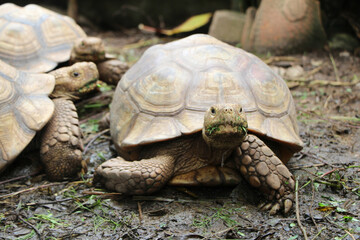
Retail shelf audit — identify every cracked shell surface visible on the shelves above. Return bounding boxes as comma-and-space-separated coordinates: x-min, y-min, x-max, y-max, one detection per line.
0, 59, 55, 171
111, 34, 303, 153
0, 3, 86, 73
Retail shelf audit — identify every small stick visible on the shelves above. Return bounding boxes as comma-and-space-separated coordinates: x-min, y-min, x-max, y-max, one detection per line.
344, 229, 356, 240
82, 190, 122, 196
137, 202, 143, 223
0, 171, 41, 185
18, 215, 42, 240
0, 182, 65, 199
320, 168, 345, 178
83, 129, 110, 154
309, 180, 318, 231
25, 198, 73, 207
295, 179, 308, 240
289, 163, 325, 170
312, 227, 326, 240
329, 52, 340, 82
301, 152, 337, 168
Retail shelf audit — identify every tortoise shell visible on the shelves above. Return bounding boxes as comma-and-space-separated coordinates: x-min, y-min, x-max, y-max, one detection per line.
0, 59, 55, 171
110, 34, 303, 154
0, 3, 86, 73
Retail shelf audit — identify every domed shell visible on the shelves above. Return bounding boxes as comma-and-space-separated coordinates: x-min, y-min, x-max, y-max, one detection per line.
110, 34, 303, 152
0, 59, 55, 172
0, 3, 86, 73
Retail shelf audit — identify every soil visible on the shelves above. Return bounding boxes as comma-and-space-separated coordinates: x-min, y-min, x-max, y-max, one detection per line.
0, 29, 359, 240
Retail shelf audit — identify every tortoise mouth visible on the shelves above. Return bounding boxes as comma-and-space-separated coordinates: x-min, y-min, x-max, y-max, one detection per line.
78, 78, 100, 94
205, 123, 247, 137
203, 122, 248, 148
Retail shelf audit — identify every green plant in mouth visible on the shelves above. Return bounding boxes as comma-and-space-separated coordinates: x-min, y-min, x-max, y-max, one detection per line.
238, 125, 247, 134
206, 125, 220, 135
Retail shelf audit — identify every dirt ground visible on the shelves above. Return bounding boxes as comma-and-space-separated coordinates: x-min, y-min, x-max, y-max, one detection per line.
0, 30, 359, 240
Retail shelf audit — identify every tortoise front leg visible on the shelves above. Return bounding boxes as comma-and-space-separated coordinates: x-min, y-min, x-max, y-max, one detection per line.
235, 134, 295, 215
94, 155, 175, 195
40, 98, 86, 181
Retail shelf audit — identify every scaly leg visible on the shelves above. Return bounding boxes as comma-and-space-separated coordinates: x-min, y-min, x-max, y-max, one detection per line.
235, 134, 295, 214
94, 155, 175, 195
40, 98, 86, 181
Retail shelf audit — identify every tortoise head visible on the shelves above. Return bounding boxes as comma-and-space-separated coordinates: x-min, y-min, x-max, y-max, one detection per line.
50, 62, 99, 97
70, 37, 106, 62
202, 104, 248, 149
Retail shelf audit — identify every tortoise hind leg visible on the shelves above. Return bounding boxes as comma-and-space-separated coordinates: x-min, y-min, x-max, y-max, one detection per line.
94, 155, 175, 195
40, 98, 86, 181
235, 134, 295, 215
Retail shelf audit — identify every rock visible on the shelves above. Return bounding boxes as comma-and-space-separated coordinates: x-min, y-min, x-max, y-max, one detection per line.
209, 10, 245, 43
284, 65, 305, 80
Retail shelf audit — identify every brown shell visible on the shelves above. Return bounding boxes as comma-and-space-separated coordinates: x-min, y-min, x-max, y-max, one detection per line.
110, 34, 303, 151
0, 3, 86, 73
0, 59, 55, 171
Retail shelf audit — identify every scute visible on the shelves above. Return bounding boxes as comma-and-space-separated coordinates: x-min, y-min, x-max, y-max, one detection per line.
0, 60, 55, 170
111, 34, 303, 150
0, 3, 86, 73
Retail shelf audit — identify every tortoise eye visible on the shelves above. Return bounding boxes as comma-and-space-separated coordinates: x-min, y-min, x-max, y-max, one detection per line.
239, 107, 243, 113
72, 71, 80, 77
210, 107, 216, 114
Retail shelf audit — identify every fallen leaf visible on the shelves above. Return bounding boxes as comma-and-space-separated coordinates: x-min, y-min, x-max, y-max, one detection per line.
139, 12, 212, 36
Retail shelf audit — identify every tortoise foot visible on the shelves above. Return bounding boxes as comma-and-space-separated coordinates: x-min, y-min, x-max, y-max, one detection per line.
40, 98, 85, 181
236, 134, 295, 214
97, 59, 129, 85
94, 155, 175, 195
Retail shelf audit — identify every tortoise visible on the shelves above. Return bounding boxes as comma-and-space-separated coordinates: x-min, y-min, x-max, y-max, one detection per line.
0, 3, 86, 73
93, 34, 304, 214
0, 59, 99, 180
70, 37, 129, 85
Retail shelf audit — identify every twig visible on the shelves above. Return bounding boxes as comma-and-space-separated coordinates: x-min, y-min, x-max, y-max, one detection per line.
311, 227, 326, 240
210, 224, 259, 239
18, 215, 42, 240
329, 52, 340, 82
0, 182, 66, 199
25, 198, 73, 207
0, 171, 41, 185
301, 152, 337, 168
132, 195, 210, 203
320, 168, 345, 178
309, 179, 318, 231
82, 190, 122, 196
263, 56, 299, 64
325, 217, 356, 240
137, 202, 143, 223
305, 65, 323, 77
344, 230, 356, 240
289, 163, 325, 170
295, 179, 308, 240
83, 129, 110, 154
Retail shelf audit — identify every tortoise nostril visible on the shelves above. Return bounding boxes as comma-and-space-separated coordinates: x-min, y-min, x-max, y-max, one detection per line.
224, 108, 233, 113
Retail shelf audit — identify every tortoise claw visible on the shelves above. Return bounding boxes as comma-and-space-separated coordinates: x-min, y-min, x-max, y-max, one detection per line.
284, 199, 293, 214
269, 203, 281, 215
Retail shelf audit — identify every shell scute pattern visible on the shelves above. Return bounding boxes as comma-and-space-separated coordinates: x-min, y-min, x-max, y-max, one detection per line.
0, 60, 54, 166
0, 3, 86, 72
111, 34, 302, 150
